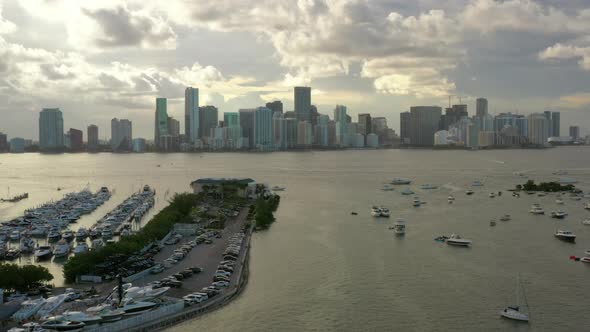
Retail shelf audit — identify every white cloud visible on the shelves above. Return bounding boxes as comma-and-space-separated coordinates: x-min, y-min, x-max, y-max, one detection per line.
539, 43, 590, 70
0, 4, 16, 34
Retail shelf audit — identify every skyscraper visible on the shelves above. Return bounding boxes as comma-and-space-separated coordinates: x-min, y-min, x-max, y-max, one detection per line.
551, 111, 560, 137
476, 98, 488, 117
87, 125, 98, 152
400, 112, 410, 144
294, 86, 311, 122
409, 106, 442, 146
168, 117, 180, 137
265, 101, 283, 116
39, 108, 64, 152
199, 106, 218, 140
111, 118, 132, 151
254, 107, 273, 150
155, 98, 168, 147
68, 128, 83, 151
569, 126, 580, 140
358, 114, 372, 135
224, 112, 242, 147
543, 110, 552, 137
239, 109, 255, 149
334, 105, 348, 146
0, 132, 8, 152
185, 87, 199, 143
528, 113, 549, 145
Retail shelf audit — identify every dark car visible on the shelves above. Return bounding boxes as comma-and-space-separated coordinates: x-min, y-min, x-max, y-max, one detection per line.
213, 275, 230, 282
172, 273, 185, 280
180, 269, 193, 277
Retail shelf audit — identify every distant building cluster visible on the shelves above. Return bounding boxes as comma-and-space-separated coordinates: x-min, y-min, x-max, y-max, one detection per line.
0, 91, 587, 154
400, 98, 583, 149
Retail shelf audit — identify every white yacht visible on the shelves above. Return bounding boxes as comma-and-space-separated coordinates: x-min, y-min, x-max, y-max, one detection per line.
391, 218, 406, 235
86, 305, 124, 323
555, 199, 564, 205
124, 285, 170, 302
529, 205, 545, 215
500, 275, 529, 322
554, 230, 576, 243
34, 245, 53, 260
380, 207, 391, 218
382, 184, 394, 191
36, 294, 66, 319
40, 316, 85, 331
53, 240, 70, 258
500, 214, 511, 221
550, 211, 568, 219
400, 188, 414, 195
446, 234, 472, 247
61, 311, 102, 325
465, 189, 474, 195
73, 242, 88, 255
370, 206, 382, 217
391, 178, 411, 185
489, 192, 496, 198
581, 219, 590, 226
119, 299, 157, 315
584, 203, 590, 210
12, 298, 46, 322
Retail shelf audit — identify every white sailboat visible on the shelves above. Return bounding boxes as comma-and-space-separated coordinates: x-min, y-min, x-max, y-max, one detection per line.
500, 275, 530, 322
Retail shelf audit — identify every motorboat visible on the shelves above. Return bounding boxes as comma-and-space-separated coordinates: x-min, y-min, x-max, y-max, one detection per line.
582, 219, 590, 226
35, 246, 53, 260
471, 181, 483, 187
550, 211, 568, 219
555, 199, 564, 205
12, 298, 46, 322
500, 214, 511, 221
6, 248, 21, 260
391, 218, 405, 235
529, 206, 545, 215
101, 229, 113, 239
490, 220, 496, 226
89, 229, 99, 238
271, 186, 285, 191
61, 231, 74, 242
489, 192, 496, 198
420, 184, 438, 190
20, 237, 36, 253
61, 311, 102, 325
584, 203, 590, 210
74, 228, 88, 241
537, 192, 546, 197
465, 189, 474, 195
380, 207, 390, 218
500, 275, 529, 322
400, 188, 414, 195
381, 184, 394, 191
446, 234, 472, 247
554, 230, 576, 243
91, 239, 104, 250
40, 316, 85, 331
36, 294, 66, 319
371, 206, 382, 217
119, 299, 157, 315
412, 199, 421, 207
447, 195, 455, 201
73, 242, 88, 255
124, 285, 170, 302
47, 231, 61, 242
391, 178, 411, 185
580, 256, 590, 263
86, 304, 125, 322
9, 230, 21, 241
52, 240, 70, 258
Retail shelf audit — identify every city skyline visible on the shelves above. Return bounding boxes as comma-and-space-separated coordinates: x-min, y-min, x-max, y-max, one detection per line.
1, 1, 590, 139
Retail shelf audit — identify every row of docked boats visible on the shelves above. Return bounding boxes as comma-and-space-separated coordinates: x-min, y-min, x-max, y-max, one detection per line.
88, 185, 155, 243
371, 206, 390, 217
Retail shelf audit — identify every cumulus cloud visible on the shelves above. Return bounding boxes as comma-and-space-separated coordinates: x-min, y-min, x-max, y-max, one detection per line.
0, 4, 16, 34
539, 43, 590, 70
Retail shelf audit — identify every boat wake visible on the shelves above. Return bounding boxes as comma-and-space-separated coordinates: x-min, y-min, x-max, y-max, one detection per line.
490, 160, 506, 164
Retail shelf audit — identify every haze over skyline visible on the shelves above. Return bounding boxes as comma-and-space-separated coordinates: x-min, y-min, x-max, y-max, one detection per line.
1, 0, 590, 139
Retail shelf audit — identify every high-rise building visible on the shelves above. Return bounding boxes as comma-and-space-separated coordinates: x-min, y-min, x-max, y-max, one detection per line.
185, 87, 199, 143
551, 111, 560, 137
317, 114, 329, 146
358, 114, 372, 135
400, 112, 410, 144
68, 128, 83, 151
224, 112, 239, 127
155, 98, 168, 147
0, 132, 8, 152
87, 125, 98, 152
239, 109, 255, 149
168, 117, 180, 137
273, 113, 285, 149
441, 105, 468, 130
294, 86, 311, 122
285, 118, 298, 149
466, 122, 480, 148
266, 101, 283, 116
528, 113, 550, 145
254, 107, 273, 150
543, 110, 552, 137
371, 117, 387, 134
297, 121, 313, 146
409, 106, 442, 146
224, 112, 242, 148
569, 126, 580, 139
310, 105, 319, 126
476, 98, 488, 117
9, 137, 25, 153
111, 118, 132, 151
334, 105, 348, 146
199, 106, 218, 141
39, 108, 64, 151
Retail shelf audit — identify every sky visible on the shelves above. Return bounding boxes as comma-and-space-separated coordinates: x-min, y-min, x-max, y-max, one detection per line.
1, 0, 590, 140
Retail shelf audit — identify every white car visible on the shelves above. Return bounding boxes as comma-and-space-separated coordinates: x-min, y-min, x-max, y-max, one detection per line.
183, 295, 203, 305
215, 270, 231, 277
213, 281, 229, 288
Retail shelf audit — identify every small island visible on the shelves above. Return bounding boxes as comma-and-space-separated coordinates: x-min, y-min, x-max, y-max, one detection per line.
515, 180, 576, 192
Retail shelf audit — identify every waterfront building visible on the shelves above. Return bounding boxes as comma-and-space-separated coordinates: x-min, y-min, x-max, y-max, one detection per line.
154, 98, 168, 147
87, 125, 98, 151
273, 113, 286, 149
476, 98, 488, 117
466, 122, 480, 148
294, 86, 311, 122
479, 131, 496, 147
9, 137, 25, 153
528, 113, 550, 145
68, 128, 83, 152
317, 114, 329, 146
409, 106, 442, 146
434, 130, 450, 145
239, 109, 255, 149
0, 132, 8, 152
569, 126, 580, 140
358, 113, 372, 137
327, 120, 336, 147
39, 108, 64, 151
400, 111, 410, 144
111, 118, 132, 152
334, 105, 348, 146
254, 107, 273, 151
310, 105, 319, 126
224, 112, 242, 148
132, 138, 146, 152
284, 118, 298, 149
366, 133, 379, 148
168, 117, 180, 137
353, 133, 365, 148
199, 106, 218, 141
551, 111, 560, 137
441, 105, 468, 130
266, 101, 283, 116
297, 121, 313, 147
185, 87, 199, 143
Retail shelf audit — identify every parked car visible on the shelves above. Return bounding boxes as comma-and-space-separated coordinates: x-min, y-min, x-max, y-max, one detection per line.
212, 281, 229, 288
189, 266, 203, 273
150, 264, 164, 274
205, 239, 213, 244
172, 273, 185, 280
179, 269, 193, 277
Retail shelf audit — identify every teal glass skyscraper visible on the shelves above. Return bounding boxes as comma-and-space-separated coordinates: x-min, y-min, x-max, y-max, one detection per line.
155, 98, 168, 147
185, 87, 199, 143
39, 108, 64, 151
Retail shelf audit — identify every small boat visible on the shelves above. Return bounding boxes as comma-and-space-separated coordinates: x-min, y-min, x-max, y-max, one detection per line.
40, 316, 85, 331
380, 207, 390, 218
74, 228, 88, 241
512, 192, 520, 198
554, 230, 576, 242
350, 211, 358, 215
420, 184, 438, 190
9, 230, 21, 241
489, 192, 496, 198
119, 299, 157, 315
391, 178, 411, 185
580, 257, 590, 263
465, 189, 474, 195
35, 245, 53, 260
472, 181, 483, 187
47, 231, 61, 242
36, 294, 66, 319
529, 206, 545, 215
447, 195, 455, 201
400, 188, 414, 195
500, 214, 511, 221
371, 206, 382, 217
391, 218, 406, 235
555, 199, 564, 205
490, 220, 496, 226
5, 248, 21, 260
61, 311, 102, 325
550, 211, 568, 219
20, 237, 36, 253
53, 240, 70, 258
500, 275, 529, 322
446, 234, 472, 247
584, 203, 590, 210
12, 298, 46, 322
582, 219, 590, 226
381, 184, 394, 191
61, 231, 74, 242
73, 242, 88, 255
271, 186, 285, 191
